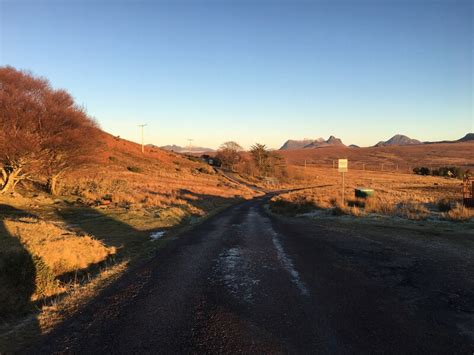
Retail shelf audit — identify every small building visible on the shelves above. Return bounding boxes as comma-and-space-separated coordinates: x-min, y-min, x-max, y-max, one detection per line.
201, 154, 222, 167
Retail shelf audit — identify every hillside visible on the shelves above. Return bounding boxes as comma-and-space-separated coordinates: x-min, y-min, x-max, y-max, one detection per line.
279, 141, 474, 171
59, 131, 255, 207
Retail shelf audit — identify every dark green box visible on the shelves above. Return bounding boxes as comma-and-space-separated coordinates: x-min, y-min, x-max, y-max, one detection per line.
355, 188, 374, 198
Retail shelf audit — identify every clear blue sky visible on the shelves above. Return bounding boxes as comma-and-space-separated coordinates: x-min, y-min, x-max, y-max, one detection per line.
1, 0, 472, 149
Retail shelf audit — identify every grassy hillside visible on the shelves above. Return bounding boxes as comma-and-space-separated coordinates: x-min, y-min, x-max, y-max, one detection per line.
59, 132, 255, 208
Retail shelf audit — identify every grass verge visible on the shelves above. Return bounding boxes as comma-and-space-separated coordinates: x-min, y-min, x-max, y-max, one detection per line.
0, 190, 245, 352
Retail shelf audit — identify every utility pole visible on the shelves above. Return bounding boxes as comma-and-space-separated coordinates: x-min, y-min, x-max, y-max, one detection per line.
342, 171, 345, 206
138, 124, 147, 153
187, 138, 194, 150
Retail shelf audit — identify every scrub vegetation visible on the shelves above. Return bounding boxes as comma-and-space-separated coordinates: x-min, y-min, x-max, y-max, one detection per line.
269, 166, 473, 222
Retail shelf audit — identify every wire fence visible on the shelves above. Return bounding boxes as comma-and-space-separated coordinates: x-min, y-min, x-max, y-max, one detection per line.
294, 160, 474, 174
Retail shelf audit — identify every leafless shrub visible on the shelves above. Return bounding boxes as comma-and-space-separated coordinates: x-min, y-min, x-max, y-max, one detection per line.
442, 203, 474, 222
398, 201, 430, 220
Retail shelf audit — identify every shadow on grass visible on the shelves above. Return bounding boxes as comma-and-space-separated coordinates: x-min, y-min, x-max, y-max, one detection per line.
0, 205, 38, 318
56, 191, 241, 260
178, 188, 244, 211
3, 191, 241, 352
53, 202, 204, 263
0, 204, 40, 352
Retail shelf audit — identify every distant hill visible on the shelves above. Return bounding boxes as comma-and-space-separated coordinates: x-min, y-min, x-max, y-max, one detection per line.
157, 144, 215, 153
458, 133, 474, 142
374, 134, 421, 147
279, 136, 345, 150
349, 144, 360, 148
423, 133, 474, 144
280, 138, 324, 150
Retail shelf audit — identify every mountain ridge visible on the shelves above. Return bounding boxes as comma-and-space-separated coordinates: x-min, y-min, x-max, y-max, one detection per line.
279, 136, 345, 150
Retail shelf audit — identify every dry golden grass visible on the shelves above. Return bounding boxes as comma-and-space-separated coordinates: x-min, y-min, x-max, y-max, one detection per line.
4, 218, 116, 277
270, 166, 471, 221
0, 213, 117, 322
443, 203, 474, 221
56, 134, 255, 215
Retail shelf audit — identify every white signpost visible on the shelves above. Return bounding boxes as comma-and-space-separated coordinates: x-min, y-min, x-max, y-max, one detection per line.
338, 159, 348, 205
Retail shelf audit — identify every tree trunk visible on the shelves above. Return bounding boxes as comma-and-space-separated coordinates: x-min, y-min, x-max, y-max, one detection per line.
46, 174, 60, 195
0, 167, 7, 186
0, 168, 22, 194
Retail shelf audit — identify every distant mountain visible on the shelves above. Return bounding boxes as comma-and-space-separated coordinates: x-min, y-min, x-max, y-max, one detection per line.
327, 135, 344, 146
156, 144, 215, 153
374, 134, 421, 147
303, 136, 346, 148
349, 144, 360, 148
279, 138, 324, 150
279, 136, 345, 150
458, 133, 474, 142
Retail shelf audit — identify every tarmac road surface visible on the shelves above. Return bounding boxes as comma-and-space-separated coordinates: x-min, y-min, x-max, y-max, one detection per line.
32, 196, 474, 353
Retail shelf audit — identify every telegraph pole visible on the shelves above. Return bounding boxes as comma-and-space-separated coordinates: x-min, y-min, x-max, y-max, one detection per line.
187, 138, 194, 150
342, 171, 345, 206
138, 124, 147, 153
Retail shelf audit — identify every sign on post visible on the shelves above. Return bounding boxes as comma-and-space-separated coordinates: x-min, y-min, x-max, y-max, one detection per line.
338, 159, 348, 172
338, 159, 348, 205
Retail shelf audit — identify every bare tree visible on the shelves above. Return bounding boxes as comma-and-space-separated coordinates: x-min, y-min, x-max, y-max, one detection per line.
0, 66, 100, 194
0, 67, 45, 192
39, 90, 100, 194
216, 141, 243, 171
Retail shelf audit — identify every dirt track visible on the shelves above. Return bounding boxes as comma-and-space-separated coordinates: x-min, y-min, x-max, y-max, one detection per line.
31, 196, 474, 353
